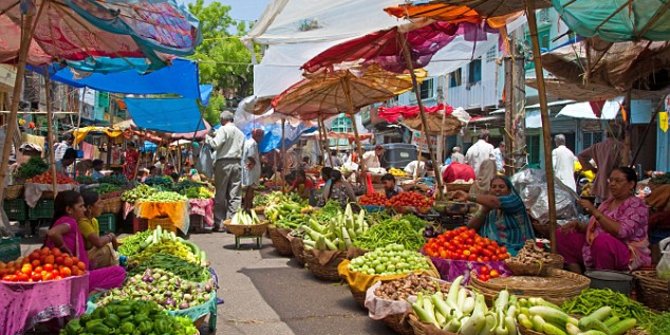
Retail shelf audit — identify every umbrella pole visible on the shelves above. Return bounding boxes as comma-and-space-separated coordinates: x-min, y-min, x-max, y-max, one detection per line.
132, 131, 144, 181
0, 10, 36, 202
341, 80, 365, 173
623, 90, 632, 166
632, 98, 664, 166
320, 117, 334, 167
45, 74, 59, 197
399, 33, 444, 199
526, 0, 558, 253
281, 118, 287, 191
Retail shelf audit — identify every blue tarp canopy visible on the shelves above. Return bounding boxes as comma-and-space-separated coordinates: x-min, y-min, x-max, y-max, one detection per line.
31, 59, 202, 100
140, 141, 158, 153
230, 122, 316, 154
125, 97, 207, 133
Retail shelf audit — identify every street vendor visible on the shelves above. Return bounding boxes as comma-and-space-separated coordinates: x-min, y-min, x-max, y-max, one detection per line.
556, 167, 651, 273
320, 169, 365, 208
362, 145, 385, 169
381, 173, 403, 199
452, 175, 535, 256
55, 148, 77, 178
241, 129, 264, 211
404, 160, 432, 179
287, 169, 316, 200
78, 191, 119, 269
45, 190, 126, 292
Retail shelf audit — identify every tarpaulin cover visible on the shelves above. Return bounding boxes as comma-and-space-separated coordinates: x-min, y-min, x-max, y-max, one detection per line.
378, 103, 454, 123
35, 59, 202, 100
239, 121, 316, 154
553, 0, 670, 42
125, 98, 205, 133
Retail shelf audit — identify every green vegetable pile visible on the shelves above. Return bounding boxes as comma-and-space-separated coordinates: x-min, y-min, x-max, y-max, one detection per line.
98, 174, 129, 186
349, 244, 431, 275
95, 183, 123, 196
75, 175, 95, 185
128, 253, 210, 283
172, 180, 208, 193
97, 268, 215, 311
137, 191, 187, 203
301, 204, 368, 251
648, 312, 670, 335
353, 215, 425, 251
254, 193, 271, 207
265, 192, 310, 224
121, 184, 158, 204
561, 288, 655, 326
118, 230, 152, 256
145, 176, 173, 188
15, 156, 48, 179
60, 300, 197, 335
183, 186, 214, 199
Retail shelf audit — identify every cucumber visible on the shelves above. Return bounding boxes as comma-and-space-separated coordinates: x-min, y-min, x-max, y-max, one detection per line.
608, 318, 636, 335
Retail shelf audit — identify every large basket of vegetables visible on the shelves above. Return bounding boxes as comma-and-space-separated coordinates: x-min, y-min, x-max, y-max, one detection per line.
304, 249, 350, 281
4, 184, 23, 200
223, 210, 268, 237
633, 270, 670, 311
290, 236, 307, 266
504, 240, 564, 276
99, 196, 123, 214
268, 225, 293, 257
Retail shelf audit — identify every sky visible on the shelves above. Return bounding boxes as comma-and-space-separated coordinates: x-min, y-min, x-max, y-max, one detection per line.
184, 0, 271, 23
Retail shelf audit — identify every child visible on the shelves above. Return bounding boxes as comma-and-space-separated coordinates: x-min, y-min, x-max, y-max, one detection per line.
45, 190, 125, 292
78, 191, 119, 269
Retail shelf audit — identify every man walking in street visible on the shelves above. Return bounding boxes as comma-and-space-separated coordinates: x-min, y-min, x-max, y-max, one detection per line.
206, 111, 245, 230
492, 142, 506, 174
450, 146, 465, 164
241, 129, 264, 211
552, 134, 577, 192
465, 130, 494, 175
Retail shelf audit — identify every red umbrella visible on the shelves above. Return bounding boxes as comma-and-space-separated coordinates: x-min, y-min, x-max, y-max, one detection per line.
302, 20, 461, 74
378, 103, 454, 123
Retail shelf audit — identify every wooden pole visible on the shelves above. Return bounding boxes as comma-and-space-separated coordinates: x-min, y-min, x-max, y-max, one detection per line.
525, 0, 558, 253
341, 79, 365, 173
0, 9, 36, 202
281, 118, 287, 190
631, 98, 664, 166
177, 142, 183, 174
399, 33, 444, 199
622, 90, 632, 166
320, 117, 334, 167
132, 131, 144, 181
44, 74, 59, 197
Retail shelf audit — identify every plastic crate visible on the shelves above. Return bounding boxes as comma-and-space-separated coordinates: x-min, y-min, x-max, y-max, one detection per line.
0, 237, 21, 262
3, 198, 27, 221
97, 213, 117, 235
29, 199, 54, 220
148, 217, 177, 233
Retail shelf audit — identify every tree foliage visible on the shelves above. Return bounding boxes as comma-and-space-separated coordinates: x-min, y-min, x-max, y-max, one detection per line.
187, 0, 261, 124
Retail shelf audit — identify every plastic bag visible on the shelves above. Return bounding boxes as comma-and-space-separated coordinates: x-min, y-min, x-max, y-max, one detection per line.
657, 237, 670, 280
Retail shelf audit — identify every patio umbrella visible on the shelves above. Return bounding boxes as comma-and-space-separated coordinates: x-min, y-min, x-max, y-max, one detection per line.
0, 0, 201, 202
272, 64, 422, 171
553, 0, 670, 42
383, 1, 526, 29
378, 103, 465, 135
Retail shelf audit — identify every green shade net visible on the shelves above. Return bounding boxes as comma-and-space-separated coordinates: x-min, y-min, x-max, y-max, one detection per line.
553, 0, 670, 42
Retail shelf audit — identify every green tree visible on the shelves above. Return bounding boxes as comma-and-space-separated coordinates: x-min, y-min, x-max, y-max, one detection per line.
188, 0, 260, 124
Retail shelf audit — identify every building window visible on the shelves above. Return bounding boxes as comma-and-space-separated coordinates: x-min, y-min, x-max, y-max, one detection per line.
468, 59, 482, 84
419, 78, 434, 99
527, 135, 541, 167
582, 131, 603, 150
486, 46, 497, 62
449, 69, 462, 87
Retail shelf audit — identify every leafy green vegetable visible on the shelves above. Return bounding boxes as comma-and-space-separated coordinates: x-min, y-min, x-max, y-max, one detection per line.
16, 156, 48, 179
353, 215, 425, 251
561, 288, 656, 327
98, 174, 129, 186
647, 312, 670, 335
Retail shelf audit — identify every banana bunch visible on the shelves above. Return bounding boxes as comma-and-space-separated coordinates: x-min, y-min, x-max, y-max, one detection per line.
389, 167, 407, 177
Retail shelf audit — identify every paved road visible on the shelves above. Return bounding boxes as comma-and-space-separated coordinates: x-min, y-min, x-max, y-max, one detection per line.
19, 232, 395, 335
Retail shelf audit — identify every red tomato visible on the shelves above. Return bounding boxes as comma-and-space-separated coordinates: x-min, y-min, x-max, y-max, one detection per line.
490, 270, 500, 278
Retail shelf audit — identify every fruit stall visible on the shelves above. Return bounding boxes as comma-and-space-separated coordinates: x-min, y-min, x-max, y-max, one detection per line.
0, 225, 216, 335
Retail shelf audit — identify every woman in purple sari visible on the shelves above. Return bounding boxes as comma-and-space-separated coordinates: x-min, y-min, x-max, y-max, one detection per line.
557, 167, 651, 273
45, 191, 126, 292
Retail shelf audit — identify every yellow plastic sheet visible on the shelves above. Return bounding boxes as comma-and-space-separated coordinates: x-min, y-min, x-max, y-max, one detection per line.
338, 259, 439, 294
135, 200, 188, 233
73, 126, 124, 145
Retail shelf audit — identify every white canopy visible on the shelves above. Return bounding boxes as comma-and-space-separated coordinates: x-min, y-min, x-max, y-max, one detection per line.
557, 97, 623, 120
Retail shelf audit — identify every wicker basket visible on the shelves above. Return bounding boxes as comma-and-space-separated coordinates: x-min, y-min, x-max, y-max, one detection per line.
445, 183, 472, 192
223, 220, 269, 238
304, 249, 347, 281
290, 237, 306, 266
469, 268, 590, 305
5, 185, 23, 200
408, 314, 457, 335
99, 197, 123, 214
349, 285, 367, 309
504, 254, 565, 276
268, 226, 293, 257
382, 313, 414, 335
253, 206, 265, 215
633, 270, 670, 311
148, 217, 177, 233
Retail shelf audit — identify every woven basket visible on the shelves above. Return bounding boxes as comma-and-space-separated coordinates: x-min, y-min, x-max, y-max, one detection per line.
253, 206, 265, 215
505, 254, 565, 276
268, 226, 293, 257
290, 237, 306, 266
445, 183, 472, 192
148, 217, 177, 233
304, 250, 347, 281
349, 285, 367, 309
633, 270, 670, 311
469, 268, 590, 305
408, 314, 457, 335
382, 313, 414, 335
5, 185, 23, 200
100, 197, 123, 214
223, 220, 269, 238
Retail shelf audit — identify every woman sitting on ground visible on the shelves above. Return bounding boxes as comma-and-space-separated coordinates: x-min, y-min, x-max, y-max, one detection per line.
320, 170, 366, 208
556, 166, 650, 273
45, 190, 126, 292
453, 175, 535, 256
78, 191, 120, 270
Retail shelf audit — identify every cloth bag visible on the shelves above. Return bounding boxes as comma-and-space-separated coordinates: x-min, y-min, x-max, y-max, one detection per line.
657, 237, 670, 280
87, 243, 119, 269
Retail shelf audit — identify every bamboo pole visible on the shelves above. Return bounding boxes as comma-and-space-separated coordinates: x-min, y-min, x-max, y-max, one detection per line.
622, 90, 632, 166
281, 118, 287, 191
0, 9, 36, 202
525, 0, 558, 253
132, 131, 144, 181
44, 75, 59, 197
341, 79, 365, 173
399, 33, 444, 199
320, 117, 334, 167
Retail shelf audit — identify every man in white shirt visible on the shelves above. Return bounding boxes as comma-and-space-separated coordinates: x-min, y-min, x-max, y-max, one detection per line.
465, 131, 495, 174
241, 129, 264, 211
492, 142, 506, 173
361, 145, 384, 169
451, 146, 465, 164
552, 134, 577, 192
206, 111, 245, 229
404, 160, 432, 179
54, 134, 74, 162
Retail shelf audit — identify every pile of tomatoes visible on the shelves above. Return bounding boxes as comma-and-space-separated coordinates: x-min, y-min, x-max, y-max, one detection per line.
386, 192, 433, 208
0, 247, 87, 282
359, 192, 388, 206
27, 171, 76, 184
475, 265, 501, 282
423, 227, 510, 262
